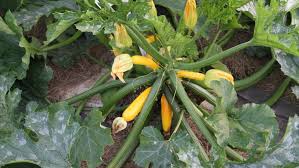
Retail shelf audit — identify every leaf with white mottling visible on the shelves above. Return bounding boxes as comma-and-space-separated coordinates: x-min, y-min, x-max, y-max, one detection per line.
274, 49, 299, 83
292, 86, 299, 99
44, 11, 81, 45
69, 109, 113, 168
253, 0, 299, 56
0, 102, 80, 168
13, 0, 78, 31
229, 115, 299, 167
134, 126, 203, 168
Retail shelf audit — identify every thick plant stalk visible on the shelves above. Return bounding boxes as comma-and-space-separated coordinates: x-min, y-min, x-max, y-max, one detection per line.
168, 70, 218, 146
75, 73, 111, 120
125, 25, 169, 65
169, 71, 245, 161
235, 58, 276, 91
65, 74, 156, 105
163, 86, 210, 163
42, 31, 82, 51
175, 40, 253, 70
107, 73, 165, 168
164, 83, 245, 162
265, 77, 292, 106
101, 74, 157, 115
182, 81, 216, 105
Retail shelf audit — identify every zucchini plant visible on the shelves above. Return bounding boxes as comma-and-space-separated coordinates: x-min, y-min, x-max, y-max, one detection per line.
0, 0, 298, 168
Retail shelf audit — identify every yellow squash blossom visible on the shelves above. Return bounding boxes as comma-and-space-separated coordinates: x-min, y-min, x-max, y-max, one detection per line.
114, 23, 132, 48
184, 0, 198, 30
111, 54, 133, 83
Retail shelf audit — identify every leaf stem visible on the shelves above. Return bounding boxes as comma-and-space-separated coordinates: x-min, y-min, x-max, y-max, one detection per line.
265, 77, 291, 106
125, 25, 169, 65
168, 70, 218, 146
42, 31, 82, 51
101, 73, 157, 115
65, 74, 156, 105
175, 40, 253, 70
217, 29, 235, 46
182, 81, 216, 105
235, 58, 276, 91
107, 73, 165, 168
163, 86, 210, 162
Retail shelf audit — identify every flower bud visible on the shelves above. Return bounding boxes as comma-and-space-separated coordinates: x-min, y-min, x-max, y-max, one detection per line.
204, 69, 234, 88
148, 0, 157, 18
114, 23, 132, 48
184, 0, 198, 30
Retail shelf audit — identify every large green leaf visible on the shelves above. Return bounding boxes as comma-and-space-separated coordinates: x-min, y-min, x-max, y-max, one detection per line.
0, 102, 113, 168
0, 74, 21, 139
292, 86, 299, 99
133, 126, 202, 168
274, 49, 299, 83
150, 16, 198, 59
228, 104, 279, 154
0, 32, 27, 80
44, 11, 81, 45
253, 0, 299, 56
13, 0, 78, 31
69, 108, 113, 168
230, 115, 299, 167
75, 10, 105, 35
207, 80, 279, 156
154, 0, 186, 15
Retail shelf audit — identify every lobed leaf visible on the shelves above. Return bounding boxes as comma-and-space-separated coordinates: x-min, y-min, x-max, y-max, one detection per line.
13, 0, 78, 31
0, 103, 113, 168
134, 126, 203, 168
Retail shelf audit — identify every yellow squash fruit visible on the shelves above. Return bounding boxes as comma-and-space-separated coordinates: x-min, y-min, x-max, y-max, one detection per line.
111, 54, 133, 83
112, 87, 152, 133
176, 70, 205, 81
114, 23, 132, 48
184, 0, 198, 29
204, 69, 234, 88
131, 55, 159, 70
161, 94, 173, 133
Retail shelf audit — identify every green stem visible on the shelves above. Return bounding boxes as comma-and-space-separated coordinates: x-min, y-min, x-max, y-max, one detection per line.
125, 25, 169, 65
182, 81, 216, 105
65, 74, 156, 105
265, 77, 291, 106
168, 70, 218, 146
163, 86, 210, 163
75, 73, 111, 120
101, 73, 157, 115
165, 78, 245, 162
175, 40, 253, 70
235, 58, 276, 91
107, 73, 165, 168
42, 31, 82, 51
217, 30, 235, 46
205, 31, 221, 58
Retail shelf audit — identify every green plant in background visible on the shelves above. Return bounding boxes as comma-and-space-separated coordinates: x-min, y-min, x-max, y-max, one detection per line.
0, 0, 298, 167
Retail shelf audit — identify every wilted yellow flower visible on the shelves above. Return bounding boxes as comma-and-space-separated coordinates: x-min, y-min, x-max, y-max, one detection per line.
111, 54, 133, 83
148, 0, 157, 18
114, 23, 132, 48
184, 0, 198, 29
